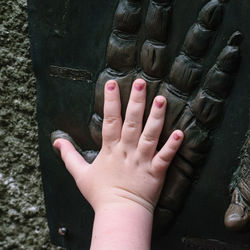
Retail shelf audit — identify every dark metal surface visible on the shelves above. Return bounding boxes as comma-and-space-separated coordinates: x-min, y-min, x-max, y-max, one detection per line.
28, 0, 250, 249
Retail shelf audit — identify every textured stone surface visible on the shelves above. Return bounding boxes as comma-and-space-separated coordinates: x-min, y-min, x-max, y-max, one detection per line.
0, 0, 63, 249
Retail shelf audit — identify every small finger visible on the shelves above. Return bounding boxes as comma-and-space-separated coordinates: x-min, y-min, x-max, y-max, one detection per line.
137, 96, 167, 159
121, 79, 146, 146
53, 138, 89, 181
102, 80, 122, 145
151, 130, 184, 176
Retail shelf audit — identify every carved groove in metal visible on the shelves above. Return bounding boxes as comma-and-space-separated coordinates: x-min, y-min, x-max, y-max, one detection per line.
49, 65, 92, 81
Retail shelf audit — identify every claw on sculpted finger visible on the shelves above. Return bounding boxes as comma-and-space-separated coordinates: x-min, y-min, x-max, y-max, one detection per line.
198, 0, 224, 30
216, 31, 242, 73
183, 0, 224, 58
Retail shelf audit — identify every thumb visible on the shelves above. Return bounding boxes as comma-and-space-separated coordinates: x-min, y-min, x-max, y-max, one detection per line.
52, 132, 89, 181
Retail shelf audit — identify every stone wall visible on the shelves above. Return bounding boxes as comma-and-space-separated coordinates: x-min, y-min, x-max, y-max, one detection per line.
0, 1, 62, 249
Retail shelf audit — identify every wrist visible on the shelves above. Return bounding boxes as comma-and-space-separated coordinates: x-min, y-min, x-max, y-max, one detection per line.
91, 186, 157, 215
91, 203, 153, 250
94, 201, 154, 221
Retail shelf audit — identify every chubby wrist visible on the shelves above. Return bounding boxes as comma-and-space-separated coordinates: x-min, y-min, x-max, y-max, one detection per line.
91, 202, 153, 250
92, 189, 156, 215
94, 200, 154, 218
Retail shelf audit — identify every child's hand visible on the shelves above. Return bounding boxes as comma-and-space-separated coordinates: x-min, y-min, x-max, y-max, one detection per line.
53, 79, 183, 214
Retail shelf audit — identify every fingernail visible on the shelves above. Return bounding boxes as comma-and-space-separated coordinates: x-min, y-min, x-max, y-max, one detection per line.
53, 140, 61, 150
52, 140, 61, 157
134, 81, 145, 91
107, 81, 116, 91
173, 132, 181, 140
155, 99, 164, 108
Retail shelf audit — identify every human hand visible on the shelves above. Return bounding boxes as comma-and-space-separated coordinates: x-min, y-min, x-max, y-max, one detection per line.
52, 79, 183, 214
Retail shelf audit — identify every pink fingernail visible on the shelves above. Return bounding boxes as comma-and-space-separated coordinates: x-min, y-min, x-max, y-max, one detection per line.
53, 140, 61, 150
134, 81, 145, 91
107, 81, 116, 91
155, 99, 164, 108
173, 133, 180, 140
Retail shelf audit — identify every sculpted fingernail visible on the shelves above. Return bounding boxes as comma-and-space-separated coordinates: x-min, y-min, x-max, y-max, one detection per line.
173, 133, 180, 140
107, 81, 116, 90
155, 99, 164, 108
134, 82, 145, 91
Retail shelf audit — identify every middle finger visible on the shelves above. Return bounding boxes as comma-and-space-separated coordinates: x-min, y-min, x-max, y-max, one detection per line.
121, 79, 146, 146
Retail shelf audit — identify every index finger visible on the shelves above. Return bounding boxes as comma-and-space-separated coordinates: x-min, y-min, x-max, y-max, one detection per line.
102, 80, 122, 146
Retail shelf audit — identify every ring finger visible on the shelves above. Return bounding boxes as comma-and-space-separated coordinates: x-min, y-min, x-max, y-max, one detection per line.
137, 95, 167, 159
